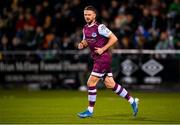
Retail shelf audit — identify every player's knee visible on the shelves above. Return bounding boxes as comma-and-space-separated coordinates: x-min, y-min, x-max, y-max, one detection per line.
87, 81, 95, 87
87, 77, 98, 87
104, 81, 114, 89
104, 77, 115, 89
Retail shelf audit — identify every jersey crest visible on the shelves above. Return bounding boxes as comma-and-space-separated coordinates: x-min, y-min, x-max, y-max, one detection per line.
92, 32, 97, 37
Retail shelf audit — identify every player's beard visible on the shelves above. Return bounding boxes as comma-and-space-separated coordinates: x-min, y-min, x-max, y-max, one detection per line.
86, 19, 95, 25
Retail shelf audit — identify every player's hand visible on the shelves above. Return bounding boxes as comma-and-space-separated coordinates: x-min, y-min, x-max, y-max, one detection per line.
95, 47, 104, 55
78, 43, 84, 49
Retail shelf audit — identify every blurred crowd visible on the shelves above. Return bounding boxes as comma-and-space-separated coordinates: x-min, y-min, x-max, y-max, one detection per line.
0, 0, 180, 51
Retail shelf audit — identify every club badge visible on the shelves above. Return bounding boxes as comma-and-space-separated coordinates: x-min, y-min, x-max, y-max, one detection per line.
92, 32, 97, 37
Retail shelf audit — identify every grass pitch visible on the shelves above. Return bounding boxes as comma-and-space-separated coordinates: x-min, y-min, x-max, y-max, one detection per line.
0, 89, 180, 124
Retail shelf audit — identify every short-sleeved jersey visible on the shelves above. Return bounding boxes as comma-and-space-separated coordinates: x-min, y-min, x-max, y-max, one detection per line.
83, 22, 112, 61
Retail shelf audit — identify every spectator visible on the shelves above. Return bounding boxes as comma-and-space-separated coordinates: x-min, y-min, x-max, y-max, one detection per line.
155, 31, 174, 58
0, 0, 179, 51
0, 35, 11, 50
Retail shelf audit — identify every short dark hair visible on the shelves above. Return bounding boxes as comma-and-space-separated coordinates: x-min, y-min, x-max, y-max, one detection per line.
84, 5, 97, 14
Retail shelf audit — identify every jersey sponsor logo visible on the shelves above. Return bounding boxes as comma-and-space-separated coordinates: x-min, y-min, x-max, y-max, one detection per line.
100, 24, 106, 30
92, 32, 97, 37
99, 24, 111, 37
100, 24, 110, 33
106, 29, 110, 33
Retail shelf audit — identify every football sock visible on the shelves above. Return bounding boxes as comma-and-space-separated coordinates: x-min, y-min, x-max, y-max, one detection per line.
87, 106, 94, 113
112, 83, 134, 104
88, 86, 97, 113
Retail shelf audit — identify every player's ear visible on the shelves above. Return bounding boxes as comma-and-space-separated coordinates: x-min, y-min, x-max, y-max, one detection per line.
94, 14, 96, 19
94, 13, 97, 20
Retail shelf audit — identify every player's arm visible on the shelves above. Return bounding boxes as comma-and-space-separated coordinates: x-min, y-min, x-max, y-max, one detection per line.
100, 33, 117, 52
78, 29, 88, 50
78, 40, 88, 49
95, 24, 118, 55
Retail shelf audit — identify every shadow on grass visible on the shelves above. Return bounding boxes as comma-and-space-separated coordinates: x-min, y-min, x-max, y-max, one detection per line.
94, 113, 180, 124
133, 117, 180, 124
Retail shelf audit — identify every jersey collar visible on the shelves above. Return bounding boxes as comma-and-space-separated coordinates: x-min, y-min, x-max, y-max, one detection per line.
87, 21, 97, 27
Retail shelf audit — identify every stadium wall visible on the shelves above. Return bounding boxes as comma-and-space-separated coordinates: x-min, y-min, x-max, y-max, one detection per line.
0, 49, 179, 90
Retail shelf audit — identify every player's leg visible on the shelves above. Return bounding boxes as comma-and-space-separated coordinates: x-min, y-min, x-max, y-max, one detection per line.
77, 75, 100, 118
87, 75, 100, 113
104, 76, 134, 101
104, 76, 139, 116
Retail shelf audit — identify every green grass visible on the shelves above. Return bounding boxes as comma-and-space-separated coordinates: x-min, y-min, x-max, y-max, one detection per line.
0, 89, 180, 124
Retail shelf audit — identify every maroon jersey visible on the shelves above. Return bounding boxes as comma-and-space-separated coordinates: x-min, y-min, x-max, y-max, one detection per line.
83, 22, 113, 77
